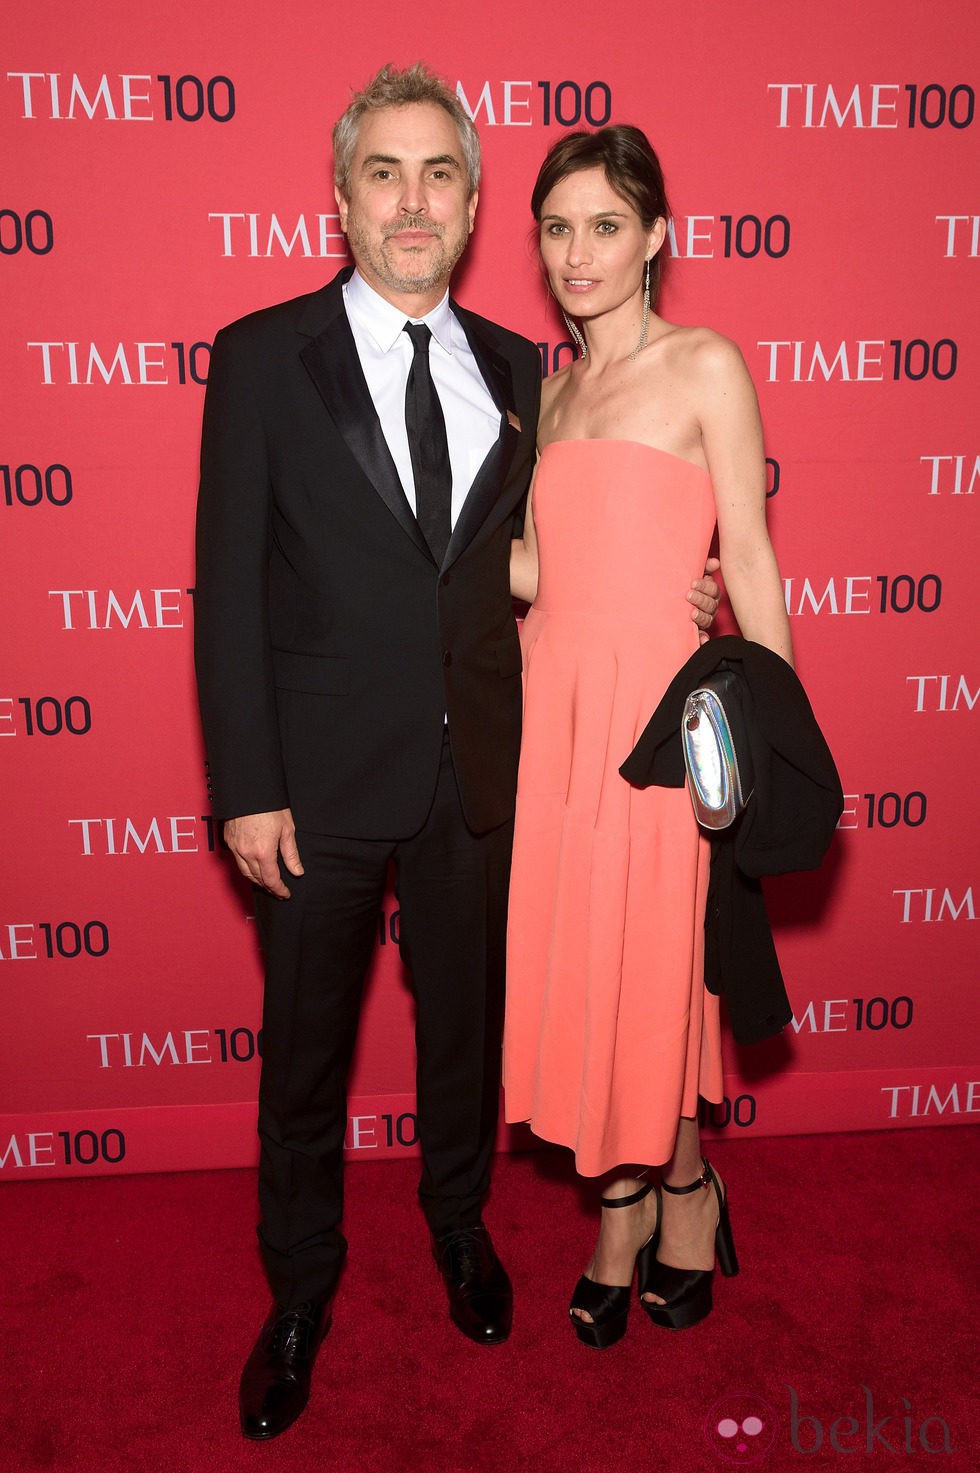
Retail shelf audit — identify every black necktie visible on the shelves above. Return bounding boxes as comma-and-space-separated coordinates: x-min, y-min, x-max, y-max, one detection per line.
403, 321, 452, 565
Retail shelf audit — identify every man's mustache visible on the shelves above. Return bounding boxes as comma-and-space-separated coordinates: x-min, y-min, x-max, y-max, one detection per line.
383, 216, 444, 240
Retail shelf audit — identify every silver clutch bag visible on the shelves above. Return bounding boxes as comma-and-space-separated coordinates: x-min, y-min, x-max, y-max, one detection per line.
681, 670, 754, 830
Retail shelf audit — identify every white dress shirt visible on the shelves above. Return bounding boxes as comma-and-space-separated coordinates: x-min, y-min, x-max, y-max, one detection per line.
342, 270, 501, 527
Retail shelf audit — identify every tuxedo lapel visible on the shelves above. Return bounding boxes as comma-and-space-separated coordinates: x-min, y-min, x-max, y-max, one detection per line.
445, 305, 521, 568
298, 280, 431, 559
457, 304, 518, 420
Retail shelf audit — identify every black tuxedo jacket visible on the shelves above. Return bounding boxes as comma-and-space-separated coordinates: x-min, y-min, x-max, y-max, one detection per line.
194, 268, 541, 839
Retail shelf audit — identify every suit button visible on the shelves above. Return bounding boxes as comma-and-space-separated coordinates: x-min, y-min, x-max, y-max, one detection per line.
441, 573, 451, 586
442, 650, 453, 666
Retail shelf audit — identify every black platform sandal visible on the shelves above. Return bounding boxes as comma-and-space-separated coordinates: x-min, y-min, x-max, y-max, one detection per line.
569, 1181, 660, 1349
637, 1158, 738, 1330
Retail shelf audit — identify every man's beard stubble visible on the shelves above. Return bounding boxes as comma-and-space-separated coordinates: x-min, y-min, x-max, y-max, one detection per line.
346, 212, 470, 296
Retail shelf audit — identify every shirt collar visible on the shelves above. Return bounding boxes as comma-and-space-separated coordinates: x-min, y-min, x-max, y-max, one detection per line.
345, 269, 455, 355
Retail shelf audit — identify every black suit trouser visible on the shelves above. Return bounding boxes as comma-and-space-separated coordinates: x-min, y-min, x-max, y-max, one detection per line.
252, 734, 513, 1309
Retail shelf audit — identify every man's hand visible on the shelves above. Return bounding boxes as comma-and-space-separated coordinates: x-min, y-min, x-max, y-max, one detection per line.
224, 810, 304, 899
688, 557, 722, 643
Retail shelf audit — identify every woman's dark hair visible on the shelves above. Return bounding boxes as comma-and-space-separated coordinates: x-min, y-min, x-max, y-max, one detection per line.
531, 125, 671, 300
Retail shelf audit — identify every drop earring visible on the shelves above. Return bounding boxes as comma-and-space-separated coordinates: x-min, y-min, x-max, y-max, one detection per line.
629, 257, 651, 362
562, 310, 588, 359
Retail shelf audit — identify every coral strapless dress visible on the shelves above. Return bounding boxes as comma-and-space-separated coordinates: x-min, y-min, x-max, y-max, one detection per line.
503, 440, 724, 1176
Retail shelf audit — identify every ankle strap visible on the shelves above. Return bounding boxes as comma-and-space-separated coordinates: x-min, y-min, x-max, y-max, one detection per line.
599, 1181, 652, 1209
661, 1158, 713, 1196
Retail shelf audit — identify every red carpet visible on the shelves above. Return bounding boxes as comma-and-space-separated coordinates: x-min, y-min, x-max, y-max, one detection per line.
4, 1128, 975, 1471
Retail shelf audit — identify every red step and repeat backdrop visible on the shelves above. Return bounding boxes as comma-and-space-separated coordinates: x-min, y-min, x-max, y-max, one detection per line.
2, 0, 978, 1180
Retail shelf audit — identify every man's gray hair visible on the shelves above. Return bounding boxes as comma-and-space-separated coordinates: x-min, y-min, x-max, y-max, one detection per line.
333, 62, 481, 198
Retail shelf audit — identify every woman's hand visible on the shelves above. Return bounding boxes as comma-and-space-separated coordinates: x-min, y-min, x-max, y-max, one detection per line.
689, 557, 721, 642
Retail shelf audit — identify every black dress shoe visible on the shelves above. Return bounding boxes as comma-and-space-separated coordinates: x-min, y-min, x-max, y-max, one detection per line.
239, 1299, 330, 1440
433, 1223, 512, 1345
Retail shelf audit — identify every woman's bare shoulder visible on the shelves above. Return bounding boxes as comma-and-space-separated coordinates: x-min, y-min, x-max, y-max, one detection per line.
657, 322, 744, 366
654, 325, 753, 404
537, 358, 575, 433
540, 359, 574, 405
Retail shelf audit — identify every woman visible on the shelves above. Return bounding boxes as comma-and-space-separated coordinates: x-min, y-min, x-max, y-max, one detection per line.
504, 126, 794, 1348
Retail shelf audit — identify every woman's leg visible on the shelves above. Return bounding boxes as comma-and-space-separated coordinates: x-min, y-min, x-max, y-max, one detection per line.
641, 1114, 723, 1303
571, 1170, 660, 1324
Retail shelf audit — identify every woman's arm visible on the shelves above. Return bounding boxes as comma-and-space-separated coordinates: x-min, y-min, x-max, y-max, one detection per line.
510, 457, 540, 603
698, 335, 794, 668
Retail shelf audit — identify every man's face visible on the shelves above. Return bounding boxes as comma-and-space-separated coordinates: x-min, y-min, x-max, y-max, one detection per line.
335, 102, 478, 309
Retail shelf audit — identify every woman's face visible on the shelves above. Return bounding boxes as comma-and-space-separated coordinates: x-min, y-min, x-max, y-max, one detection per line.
538, 166, 664, 321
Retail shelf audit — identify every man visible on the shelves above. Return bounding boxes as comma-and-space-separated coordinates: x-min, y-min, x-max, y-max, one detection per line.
195, 63, 718, 1440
